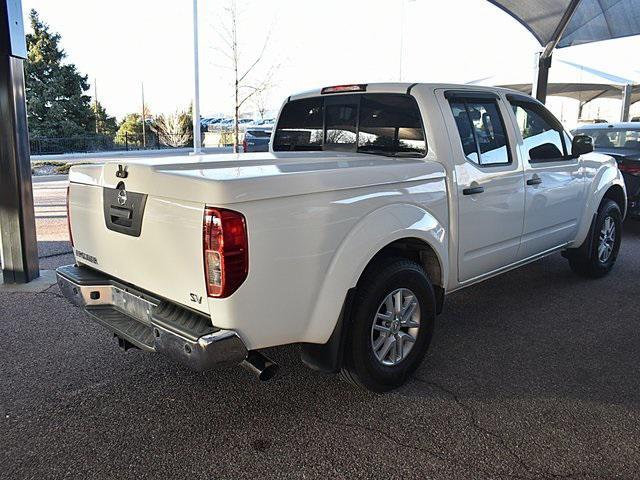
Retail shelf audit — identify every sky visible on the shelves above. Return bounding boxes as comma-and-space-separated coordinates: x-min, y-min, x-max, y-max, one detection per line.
21, 0, 640, 124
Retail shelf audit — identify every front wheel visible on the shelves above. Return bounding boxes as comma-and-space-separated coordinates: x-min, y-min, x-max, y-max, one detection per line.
340, 257, 435, 393
567, 199, 622, 278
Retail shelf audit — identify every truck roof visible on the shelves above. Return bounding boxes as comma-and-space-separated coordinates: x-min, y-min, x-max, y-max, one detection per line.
288, 82, 524, 101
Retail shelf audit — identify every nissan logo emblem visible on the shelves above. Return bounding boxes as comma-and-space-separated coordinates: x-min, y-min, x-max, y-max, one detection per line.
117, 189, 128, 206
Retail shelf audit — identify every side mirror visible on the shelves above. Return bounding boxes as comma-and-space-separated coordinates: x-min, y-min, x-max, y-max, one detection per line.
572, 134, 593, 157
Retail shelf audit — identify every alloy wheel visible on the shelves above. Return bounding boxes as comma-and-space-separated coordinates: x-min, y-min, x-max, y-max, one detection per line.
370, 288, 420, 366
598, 215, 616, 263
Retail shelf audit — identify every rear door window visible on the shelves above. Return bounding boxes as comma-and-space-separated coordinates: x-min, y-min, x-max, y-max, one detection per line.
273, 93, 426, 156
449, 98, 510, 166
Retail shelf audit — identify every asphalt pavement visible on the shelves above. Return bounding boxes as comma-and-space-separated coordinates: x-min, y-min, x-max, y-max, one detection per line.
1, 178, 639, 479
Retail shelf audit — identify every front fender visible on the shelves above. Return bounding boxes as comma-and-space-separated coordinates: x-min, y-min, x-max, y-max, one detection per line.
573, 154, 626, 247
304, 203, 448, 344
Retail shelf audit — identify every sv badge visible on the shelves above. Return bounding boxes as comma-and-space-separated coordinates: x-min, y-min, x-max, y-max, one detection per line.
190, 293, 203, 304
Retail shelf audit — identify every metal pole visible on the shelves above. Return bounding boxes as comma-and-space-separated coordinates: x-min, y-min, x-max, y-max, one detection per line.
532, 51, 552, 103
191, 0, 202, 154
620, 83, 632, 122
398, 0, 415, 82
94, 78, 98, 133
399, 0, 405, 81
532, 0, 584, 103
577, 101, 584, 121
0, 0, 39, 283
141, 81, 146, 148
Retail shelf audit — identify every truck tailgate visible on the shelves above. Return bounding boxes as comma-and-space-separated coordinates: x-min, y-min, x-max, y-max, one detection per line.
68, 181, 209, 315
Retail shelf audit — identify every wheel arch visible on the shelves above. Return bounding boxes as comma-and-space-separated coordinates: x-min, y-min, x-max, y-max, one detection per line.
300, 204, 447, 373
603, 184, 626, 218
573, 163, 626, 248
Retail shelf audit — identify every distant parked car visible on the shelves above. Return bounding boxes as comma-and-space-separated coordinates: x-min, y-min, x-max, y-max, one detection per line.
573, 122, 640, 219
251, 118, 275, 127
243, 125, 272, 152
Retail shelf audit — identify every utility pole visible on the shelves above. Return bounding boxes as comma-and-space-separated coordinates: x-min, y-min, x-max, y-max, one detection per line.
399, 0, 405, 81
191, 0, 202, 154
94, 78, 98, 133
141, 81, 146, 148
0, 0, 39, 283
398, 0, 414, 82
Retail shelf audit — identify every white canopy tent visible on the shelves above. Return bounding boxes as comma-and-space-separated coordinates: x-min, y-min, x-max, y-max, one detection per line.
487, 0, 640, 105
469, 59, 640, 121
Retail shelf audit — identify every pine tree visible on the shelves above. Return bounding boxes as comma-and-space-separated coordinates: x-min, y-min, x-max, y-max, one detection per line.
25, 10, 96, 138
93, 101, 118, 136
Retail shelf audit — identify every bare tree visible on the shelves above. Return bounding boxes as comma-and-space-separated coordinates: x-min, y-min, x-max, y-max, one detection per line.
212, 0, 278, 152
252, 89, 270, 120
152, 109, 192, 148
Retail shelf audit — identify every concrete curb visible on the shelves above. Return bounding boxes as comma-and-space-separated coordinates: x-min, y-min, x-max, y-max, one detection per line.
31, 146, 233, 163
32, 174, 68, 183
0, 270, 58, 292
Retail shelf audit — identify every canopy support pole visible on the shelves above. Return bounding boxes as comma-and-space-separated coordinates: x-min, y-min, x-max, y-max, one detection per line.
620, 83, 632, 122
532, 51, 552, 103
0, 0, 39, 284
532, 0, 583, 103
191, 0, 202, 155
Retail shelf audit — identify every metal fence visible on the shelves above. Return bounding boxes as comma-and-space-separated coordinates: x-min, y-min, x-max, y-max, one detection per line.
29, 132, 194, 156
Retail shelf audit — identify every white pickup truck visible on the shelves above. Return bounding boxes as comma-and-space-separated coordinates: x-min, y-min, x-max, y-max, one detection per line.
58, 83, 626, 392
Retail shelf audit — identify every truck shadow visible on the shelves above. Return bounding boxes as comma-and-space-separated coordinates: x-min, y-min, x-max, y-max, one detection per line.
402, 223, 640, 409
5, 228, 640, 478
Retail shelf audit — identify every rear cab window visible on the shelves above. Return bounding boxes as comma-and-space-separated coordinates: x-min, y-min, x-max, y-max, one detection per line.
273, 93, 426, 157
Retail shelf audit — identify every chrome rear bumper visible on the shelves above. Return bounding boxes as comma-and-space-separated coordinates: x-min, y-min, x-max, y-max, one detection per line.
55, 265, 248, 370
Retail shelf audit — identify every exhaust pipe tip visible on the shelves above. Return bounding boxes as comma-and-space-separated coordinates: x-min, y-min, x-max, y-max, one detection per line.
242, 350, 279, 381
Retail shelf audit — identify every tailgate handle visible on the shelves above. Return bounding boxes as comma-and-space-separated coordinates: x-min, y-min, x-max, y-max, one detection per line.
109, 206, 133, 227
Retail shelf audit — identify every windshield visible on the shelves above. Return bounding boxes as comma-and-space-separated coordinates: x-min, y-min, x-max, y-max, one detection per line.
273, 93, 426, 157
577, 128, 640, 150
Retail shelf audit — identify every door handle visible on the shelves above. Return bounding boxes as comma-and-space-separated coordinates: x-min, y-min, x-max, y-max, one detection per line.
109, 206, 133, 227
463, 186, 485, 195
527, 176, 543, 186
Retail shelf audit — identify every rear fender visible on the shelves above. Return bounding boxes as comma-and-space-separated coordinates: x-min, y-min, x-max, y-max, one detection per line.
304, 203, 448, 346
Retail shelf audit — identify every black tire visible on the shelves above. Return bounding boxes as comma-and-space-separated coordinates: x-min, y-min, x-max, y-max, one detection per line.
567, 199, 622, 278
340, 257, 435, 393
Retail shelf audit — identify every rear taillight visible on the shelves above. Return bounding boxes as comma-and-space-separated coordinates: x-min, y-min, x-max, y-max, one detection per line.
242, 138, 248, 152
66, 185, 74, 247
203, 207, 248, 298
619, 162, 640, 176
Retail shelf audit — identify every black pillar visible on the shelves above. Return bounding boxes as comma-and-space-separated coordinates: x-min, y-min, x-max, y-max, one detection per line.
532, 52, 552, 104
0, 0, 39, 283
531, 0, 584, 105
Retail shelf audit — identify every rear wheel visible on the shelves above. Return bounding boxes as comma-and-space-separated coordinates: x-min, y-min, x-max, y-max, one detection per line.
567, 199, 622, 278
340, 257, 435, 393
